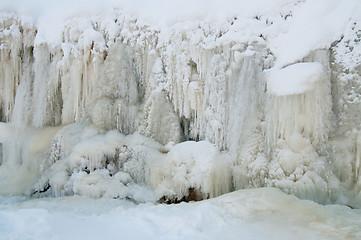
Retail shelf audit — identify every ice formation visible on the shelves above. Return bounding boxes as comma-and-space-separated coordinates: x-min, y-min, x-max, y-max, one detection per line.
1, 0, 361, 207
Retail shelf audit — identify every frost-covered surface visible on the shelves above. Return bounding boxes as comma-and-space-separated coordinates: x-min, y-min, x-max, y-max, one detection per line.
1, 0, 361, 210
1, 188, 361, 240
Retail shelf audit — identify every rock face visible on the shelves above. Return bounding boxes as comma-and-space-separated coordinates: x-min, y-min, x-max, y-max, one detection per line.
0, 1, 361, 207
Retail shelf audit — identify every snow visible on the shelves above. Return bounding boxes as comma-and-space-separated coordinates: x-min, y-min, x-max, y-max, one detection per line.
267, 62, 325, 96
1, 188, 361, 240
3, 0, 359, 61
268, 0, 360, 68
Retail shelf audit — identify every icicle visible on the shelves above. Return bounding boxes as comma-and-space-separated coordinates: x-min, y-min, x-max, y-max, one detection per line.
0, 20, 22, 122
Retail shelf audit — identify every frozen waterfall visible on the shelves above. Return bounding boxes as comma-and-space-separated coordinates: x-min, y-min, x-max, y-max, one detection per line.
1, 0, 361, 208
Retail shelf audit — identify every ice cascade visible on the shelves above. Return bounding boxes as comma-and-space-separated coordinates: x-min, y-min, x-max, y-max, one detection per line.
1, 4, 361, 207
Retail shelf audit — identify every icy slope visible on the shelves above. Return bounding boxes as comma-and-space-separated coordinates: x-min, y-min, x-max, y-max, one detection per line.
0, 0, 361, 207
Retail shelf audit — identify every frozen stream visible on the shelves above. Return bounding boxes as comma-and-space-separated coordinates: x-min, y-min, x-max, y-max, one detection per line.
1, 188, 361, 240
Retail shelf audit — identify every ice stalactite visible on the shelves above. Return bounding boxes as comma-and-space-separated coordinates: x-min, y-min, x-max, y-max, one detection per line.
139, 90, 182, 145
265, 50, 334, 203
0, 124, 61, 195
0, 17, 35, 123
324, 18, 361, 205
159, 25, 234, 148
31, 44, 63, 127
267, 51, 333, 147
58, 19, 107, 127
90, 42, 139, 134
227, 45, 269, 190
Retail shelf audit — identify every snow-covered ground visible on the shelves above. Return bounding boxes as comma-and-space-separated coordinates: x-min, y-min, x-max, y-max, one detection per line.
1, 188, 361, 240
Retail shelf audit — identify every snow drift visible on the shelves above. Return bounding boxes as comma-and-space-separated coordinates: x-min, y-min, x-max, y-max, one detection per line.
1, 0, 361, 207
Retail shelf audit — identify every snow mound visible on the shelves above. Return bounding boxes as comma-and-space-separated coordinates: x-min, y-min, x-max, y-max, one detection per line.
268, 62, 325, 96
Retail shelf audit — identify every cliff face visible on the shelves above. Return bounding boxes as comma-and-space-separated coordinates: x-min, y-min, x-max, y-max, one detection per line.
1, 1, 361, 206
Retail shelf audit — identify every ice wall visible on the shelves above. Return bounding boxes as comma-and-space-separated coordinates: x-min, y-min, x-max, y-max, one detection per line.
1, 1, 361, 207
